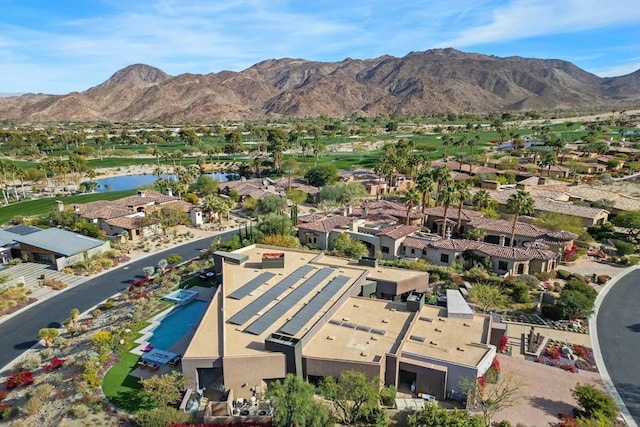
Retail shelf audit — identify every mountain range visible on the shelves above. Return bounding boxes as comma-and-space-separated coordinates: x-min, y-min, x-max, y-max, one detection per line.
0, 48, 638, 122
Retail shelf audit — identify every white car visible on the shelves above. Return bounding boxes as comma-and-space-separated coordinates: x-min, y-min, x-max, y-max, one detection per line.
418, 392, 437, 403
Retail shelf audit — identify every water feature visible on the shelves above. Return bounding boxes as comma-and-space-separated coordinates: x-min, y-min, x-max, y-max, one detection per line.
163, 289, 198, 305
148, 300, 209, 350
92, 172, 237, 192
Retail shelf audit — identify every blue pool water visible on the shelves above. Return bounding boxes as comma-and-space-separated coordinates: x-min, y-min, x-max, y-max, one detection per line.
148, 300, 209, 351
93, 172, 237, 192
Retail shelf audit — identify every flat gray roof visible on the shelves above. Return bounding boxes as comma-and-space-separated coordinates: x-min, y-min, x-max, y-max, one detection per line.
13, 228, 105, 256
0, 229, 18, 246
446, 289, 474, 317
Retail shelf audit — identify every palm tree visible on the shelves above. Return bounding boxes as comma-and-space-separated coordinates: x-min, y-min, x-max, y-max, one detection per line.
416, 168, 434, 212
403, 187, 421, 225
473, 189, 492, 210
431, 166, 451, 205
506, 190, 535, 247
455, 180, 472, 234
538, 151, 558, 176
438, 183, 459, 238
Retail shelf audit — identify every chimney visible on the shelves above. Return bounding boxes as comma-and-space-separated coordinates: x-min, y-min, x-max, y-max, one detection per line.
165, 188, 173, 197
73, 204, 80, 213
538, 177, 546, 185
499, 235, 506, 246
137, 190, 145, 197
347, 204, 353, 215
343, 207, 349, 217
55, 200, 64, 212
361, 206, 368, 219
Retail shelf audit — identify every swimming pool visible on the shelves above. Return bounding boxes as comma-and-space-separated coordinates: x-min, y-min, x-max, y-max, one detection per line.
148, 300, 209, 351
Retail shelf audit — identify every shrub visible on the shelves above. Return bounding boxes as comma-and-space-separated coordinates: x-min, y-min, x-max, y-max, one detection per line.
380, 385, 397, 406
21, 396, 43, 416
556, 269, 571, 280
68, 404, 90, 419
135, 407, 192, 427
0, 403, 15, 420
91, 308, 102, 319
615, 240, 635, 256
21, 353, 42, 370
39, 347, 55, 360
33, 384, 54, 400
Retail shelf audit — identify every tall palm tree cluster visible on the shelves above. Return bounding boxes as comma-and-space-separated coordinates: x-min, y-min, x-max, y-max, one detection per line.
403, 163, 535, 245
375, 140, 430, 187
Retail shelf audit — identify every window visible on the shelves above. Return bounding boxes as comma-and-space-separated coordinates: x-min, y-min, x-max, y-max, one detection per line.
411, 248, 415, 254
498, 260, 508, 271
381, 246, 390, 254
440, 254, 449, 263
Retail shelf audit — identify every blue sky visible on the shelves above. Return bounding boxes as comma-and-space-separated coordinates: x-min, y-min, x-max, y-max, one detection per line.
1, 0, 639, 94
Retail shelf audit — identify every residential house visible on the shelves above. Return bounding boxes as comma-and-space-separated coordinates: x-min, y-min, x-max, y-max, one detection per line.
73, 190, 201, 241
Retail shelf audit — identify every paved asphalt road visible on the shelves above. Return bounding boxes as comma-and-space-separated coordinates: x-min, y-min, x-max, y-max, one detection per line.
597, 268, 640, 424
0, 229, 237, 371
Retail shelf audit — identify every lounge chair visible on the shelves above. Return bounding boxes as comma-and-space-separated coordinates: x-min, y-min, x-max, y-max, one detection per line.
149, 363, 160, 371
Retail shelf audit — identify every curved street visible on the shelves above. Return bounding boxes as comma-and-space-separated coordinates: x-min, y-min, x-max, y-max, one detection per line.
596, 267, 640, 425
0, 230, 237, 371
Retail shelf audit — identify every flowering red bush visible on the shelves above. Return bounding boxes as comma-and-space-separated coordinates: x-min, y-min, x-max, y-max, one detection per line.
499, 335, 509, 352
558, 412, 578, 427
5, 370, 33, 390
491, 357, 501, 374
573, 345, 587, 358
0, 390, 6, 401
545, 346, 562, 359
477, 375, 486, 388
43, 358, 66, 372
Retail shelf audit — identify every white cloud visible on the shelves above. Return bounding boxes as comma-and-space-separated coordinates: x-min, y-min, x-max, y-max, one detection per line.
592, 63, 640, 77
438, 0, 640, 48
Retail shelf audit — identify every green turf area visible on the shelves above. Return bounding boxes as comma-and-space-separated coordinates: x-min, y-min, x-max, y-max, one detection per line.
101, 351, 153, 413
0, 190, 136, 225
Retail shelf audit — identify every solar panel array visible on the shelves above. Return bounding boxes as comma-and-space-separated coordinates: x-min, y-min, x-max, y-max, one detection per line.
279, 275, 351, 336
244, 267, 335, 335
228, 272, 276, 300
228, 264, 315, 326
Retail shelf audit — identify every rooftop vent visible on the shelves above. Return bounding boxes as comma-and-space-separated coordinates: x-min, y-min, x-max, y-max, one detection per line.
326, 336, 335, 341
438, 318, 446, 322
370, 336, 378, 341
382, 319, 389, 324
353, 304, 360, 308
342, 317, 350, 322
360, 352, 369, 357
457, 347, 465, 351
434, 328, 442, 332
463, 323, 471, 327
430, 341, 438, 346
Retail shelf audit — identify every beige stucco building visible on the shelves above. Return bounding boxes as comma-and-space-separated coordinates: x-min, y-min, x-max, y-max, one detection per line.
181, 245, 498, 405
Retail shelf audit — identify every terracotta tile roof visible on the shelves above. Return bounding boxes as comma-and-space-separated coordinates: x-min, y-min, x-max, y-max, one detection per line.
298, 213, 326, 223
75, 201, 132, 219
105, 215, 145, 229
429, 239, 484, 252
402, 237, 430, 250
544, 230, 579, 241
468, 217, 549, 238
429, 238, 557, 261
117, 190, 180, 207
297, 215, 352, 233
272, 178, 321, 195
377, 225, 421, 240
423, 205, 485, 221
534, 200, 608, 219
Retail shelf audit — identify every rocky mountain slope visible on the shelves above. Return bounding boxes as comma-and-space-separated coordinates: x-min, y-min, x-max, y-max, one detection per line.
0, 48, 638, 122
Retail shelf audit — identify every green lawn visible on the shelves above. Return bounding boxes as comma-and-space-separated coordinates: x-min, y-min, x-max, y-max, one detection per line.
0, 190, 136, 225
101, 351, 153, 413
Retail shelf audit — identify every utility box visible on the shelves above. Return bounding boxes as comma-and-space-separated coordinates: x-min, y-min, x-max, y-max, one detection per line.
262, 253, 285, 269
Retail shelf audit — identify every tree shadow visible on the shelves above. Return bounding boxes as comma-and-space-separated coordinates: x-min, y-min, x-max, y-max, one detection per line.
626, 324, 640, 333
529, 395, 574, 418
609, 381, 640, 421
14, 340, 38, 350
47, 321, 62, 328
